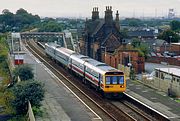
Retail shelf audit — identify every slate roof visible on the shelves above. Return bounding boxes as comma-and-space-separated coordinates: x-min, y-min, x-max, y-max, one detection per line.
142, 39, 165, 47
127, 30, 155, 38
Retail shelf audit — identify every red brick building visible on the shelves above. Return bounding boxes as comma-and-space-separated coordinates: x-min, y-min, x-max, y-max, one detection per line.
158, 43, 180, 55
102, 45, 145, 74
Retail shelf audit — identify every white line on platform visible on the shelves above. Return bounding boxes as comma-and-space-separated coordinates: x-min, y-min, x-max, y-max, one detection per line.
125, 92, 169, 119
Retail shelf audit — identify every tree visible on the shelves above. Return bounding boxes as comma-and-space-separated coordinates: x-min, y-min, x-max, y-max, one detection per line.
131, 38, 141, 48
131, 38, 149, 58
16, 8, 28, 15
138, 43, 149, 59
170, 20, 180, 31
11, 80, 44, 114
158, 29, 180, 43
13, 65, 34, 81
121, 18, 143, 27
38, 20, 62, 32
0, 8, 41, 32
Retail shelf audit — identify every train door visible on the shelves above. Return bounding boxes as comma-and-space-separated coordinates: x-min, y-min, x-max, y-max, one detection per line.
68, 58, 72, 70
83, 64, 86, 83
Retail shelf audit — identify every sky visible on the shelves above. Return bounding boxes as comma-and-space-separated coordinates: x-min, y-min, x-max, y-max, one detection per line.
0, 0, 180, 18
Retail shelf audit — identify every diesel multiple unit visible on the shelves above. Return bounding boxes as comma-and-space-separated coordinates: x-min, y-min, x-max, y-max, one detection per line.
45, 43, 126, 97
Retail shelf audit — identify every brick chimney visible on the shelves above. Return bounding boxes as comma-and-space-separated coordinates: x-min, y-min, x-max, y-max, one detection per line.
92, 7, 99, 21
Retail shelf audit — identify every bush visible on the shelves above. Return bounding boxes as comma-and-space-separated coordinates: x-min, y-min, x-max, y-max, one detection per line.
13, 65, 34, 81
11, 80, 44, 114
32, 106, 43, 117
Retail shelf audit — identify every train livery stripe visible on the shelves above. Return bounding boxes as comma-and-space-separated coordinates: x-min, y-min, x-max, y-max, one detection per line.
85, 73, 98, 86
71, 64, 84, 76
70, 64, 102, 87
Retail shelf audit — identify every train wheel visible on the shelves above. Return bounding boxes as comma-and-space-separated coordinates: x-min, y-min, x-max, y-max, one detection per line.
101, 92, 105, 98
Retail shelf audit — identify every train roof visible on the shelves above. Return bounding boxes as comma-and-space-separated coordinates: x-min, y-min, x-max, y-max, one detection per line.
45, 43, 75, 56
45, 43, 61, 49
84, 58, 120, 73
56, 47, 75, 55
70, 53, 92, 64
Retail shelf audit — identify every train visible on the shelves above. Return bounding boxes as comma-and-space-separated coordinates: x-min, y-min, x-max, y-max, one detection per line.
45, 43, 126, 98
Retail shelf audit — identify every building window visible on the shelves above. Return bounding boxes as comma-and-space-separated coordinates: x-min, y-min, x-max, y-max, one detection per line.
177, 78, 180, 82
172, 77, 176, 82
161, 73, 164, 79
110, 56, 112, 65
155, 71, 158, 77
115, 58, 117, 68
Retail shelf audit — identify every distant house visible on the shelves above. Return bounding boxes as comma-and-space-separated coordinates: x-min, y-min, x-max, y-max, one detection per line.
80, 6, 123, 61
141, 38, 166, 52
127, 29, 158, 39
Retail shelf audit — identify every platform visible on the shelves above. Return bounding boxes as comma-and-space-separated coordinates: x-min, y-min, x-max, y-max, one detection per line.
126, 79, 180, 121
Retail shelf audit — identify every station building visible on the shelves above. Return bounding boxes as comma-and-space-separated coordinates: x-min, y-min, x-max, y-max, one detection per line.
143, 68, 180, 97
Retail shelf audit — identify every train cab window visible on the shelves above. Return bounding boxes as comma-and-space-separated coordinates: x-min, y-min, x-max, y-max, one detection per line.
112, 76, 118, 84
119, 76, 124, 84
106, 76, 111, 84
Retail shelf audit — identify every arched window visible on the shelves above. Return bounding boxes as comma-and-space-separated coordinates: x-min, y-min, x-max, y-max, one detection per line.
115, 58, 117, 68
110, 56, 112, 65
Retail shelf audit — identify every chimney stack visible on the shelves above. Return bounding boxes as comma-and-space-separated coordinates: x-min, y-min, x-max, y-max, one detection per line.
92, 7, 99, 21
105, 6, 113, 24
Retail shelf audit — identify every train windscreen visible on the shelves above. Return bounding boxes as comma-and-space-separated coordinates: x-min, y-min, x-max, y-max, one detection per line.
105, 76, 124, 85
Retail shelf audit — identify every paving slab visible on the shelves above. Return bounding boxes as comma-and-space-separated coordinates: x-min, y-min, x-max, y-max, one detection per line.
126, 80, 180, 121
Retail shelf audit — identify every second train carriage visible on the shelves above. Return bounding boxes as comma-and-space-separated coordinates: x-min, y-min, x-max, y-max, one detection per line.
45, 43, 126, 97
68, 53, 90, 77
55, 47, 75, 66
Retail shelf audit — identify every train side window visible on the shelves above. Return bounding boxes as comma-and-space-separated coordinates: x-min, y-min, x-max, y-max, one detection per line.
106, 76, 111, 84
99, 75, 103, 83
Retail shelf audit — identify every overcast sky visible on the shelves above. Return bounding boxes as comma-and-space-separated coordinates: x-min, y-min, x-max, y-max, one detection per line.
0, 0, 180, 18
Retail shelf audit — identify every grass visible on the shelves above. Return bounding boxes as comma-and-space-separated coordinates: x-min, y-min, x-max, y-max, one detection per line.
175, 99, 180, 103
0, 35, 15, 115
7, 115, 27, 121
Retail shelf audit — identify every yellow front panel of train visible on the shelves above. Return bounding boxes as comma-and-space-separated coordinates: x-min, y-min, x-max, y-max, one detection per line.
102, 75, 126, 93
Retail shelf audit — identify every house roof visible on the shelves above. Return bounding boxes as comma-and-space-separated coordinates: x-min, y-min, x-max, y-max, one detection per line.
172, 43, 180, 46
127, 30, 155, 38
155, 68, 180, 77
86, 19, 104, 35
142, 39, 165, 47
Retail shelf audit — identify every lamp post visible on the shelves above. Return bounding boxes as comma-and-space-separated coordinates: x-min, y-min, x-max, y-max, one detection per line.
169, 36, 172, 52
164, 42, 168, 53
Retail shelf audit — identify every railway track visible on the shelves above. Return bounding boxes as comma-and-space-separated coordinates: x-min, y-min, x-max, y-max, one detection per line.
24, 40, 169, 121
